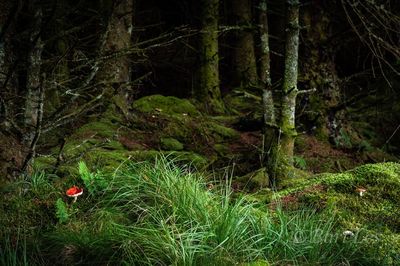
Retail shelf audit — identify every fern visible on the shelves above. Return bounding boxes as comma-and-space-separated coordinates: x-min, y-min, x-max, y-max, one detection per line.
79, 161, 92, 190
55, 198, 69, 223
294, 155, 307, 170
78, 161, 107, 194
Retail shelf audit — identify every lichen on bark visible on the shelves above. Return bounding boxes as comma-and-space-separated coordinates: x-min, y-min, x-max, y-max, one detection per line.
268, 0, 300, 183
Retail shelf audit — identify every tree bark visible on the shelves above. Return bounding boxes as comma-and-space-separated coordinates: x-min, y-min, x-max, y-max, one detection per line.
231, 0, 258, 88
270, 0, 300, 182
24, 4, 43, 145
301, 4, 344, 145
97, 0, 133, 98
197, 0, 224, 114
259, 0, 277, 185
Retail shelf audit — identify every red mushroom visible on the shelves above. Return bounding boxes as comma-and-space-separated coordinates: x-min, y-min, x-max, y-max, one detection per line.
66, 186, 83, 203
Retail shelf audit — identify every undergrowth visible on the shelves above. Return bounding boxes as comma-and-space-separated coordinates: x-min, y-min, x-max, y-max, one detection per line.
0, 158, 390, 265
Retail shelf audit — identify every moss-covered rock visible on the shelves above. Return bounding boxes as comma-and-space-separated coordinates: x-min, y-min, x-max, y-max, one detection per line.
132, 94, 199, 116
160, 137, 184, 151
272, 162, 400, 263
74, 120, 118, 139
238, 168, 269, 190
223, 89, 262, 115
204, 121, 239, 141
33, 156, 57, 172
128, 150, 208, 170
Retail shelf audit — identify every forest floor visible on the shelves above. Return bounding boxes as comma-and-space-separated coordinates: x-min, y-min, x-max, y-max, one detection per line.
1, 94, 400, 265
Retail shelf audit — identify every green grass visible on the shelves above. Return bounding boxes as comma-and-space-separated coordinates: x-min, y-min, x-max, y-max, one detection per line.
0, 233, 28, 266
0, 158, 388, 265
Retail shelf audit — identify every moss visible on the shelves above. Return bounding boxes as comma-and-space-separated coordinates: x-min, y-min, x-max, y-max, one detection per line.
241, 260, 270, 266
74, 121, 118, 139
132, 95, 199, 116
294, 135, 308, 152
33, 156, 57, 171
275, 162, 400, 235
269, 163, 400, 263
358, 231, 400, 265
242, 188, 273, 205
167, 151, 208, 169
132, 150, 208, 169
102, 140, 125, 150
163, 121, 192, 140
111, 95, 130, 119
238, 168, 269, 190
103, 104, 124, 124
62, 139, 102, 159
204, 121, 239, 140
83, 149, 129, 172
56, 165, 79, 177
214, 143, 230, 156
160, 137, 184, 151
223, 90, 262, 115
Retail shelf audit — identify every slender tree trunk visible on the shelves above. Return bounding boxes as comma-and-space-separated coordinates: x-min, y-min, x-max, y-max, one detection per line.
197, 0, 224, 114
232, 0, 258, 88
269, 0, 300, 182
259, 0, 277, 185
24, 4, 43, 144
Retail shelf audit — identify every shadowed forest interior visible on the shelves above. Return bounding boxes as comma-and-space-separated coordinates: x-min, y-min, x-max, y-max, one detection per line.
1, 0, 400, 265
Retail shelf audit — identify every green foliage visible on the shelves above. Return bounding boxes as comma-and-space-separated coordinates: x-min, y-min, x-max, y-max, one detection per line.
44, 158, 364, 265
293, 155, 307, 170
160, 137, 184, 151
27, 172, 53, 197
275, 162, 400, 264
55, 198, 69, 224
335, 128, 353, 148
132, 94, 199, 116
3, 160, 400, 265
74, 120, 118, 139
78, 161, 107, 195
0, 234, 28, 266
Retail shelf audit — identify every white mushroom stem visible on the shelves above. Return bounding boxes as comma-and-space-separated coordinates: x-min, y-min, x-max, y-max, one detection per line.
72, 196, 78, 203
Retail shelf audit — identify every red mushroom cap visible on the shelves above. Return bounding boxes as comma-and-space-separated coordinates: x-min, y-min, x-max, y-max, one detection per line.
66, 186, 83, 197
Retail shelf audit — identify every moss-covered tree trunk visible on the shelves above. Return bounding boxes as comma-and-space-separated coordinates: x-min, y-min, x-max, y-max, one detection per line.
231, 0, 258, 88
259, 0, 277, 185
97, 0, 133, 98
301, 5, 344, 146
269, 0, 300, 182
197, 0, 224, 114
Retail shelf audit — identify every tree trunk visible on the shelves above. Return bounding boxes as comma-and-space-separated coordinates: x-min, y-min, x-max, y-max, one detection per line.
24, 4, 43, 145
301, 5, 344, 146
231, 0, 258, 88
197, 0, 224, 114
270, 0, 300, 182
259, 0, 277, 185
97, 0, 133, 98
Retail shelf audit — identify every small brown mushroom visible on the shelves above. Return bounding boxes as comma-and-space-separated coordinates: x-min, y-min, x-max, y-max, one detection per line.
355, 187, 367, 197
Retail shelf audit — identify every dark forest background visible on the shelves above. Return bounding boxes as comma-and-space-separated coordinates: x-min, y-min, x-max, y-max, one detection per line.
1, 0, 399, 182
